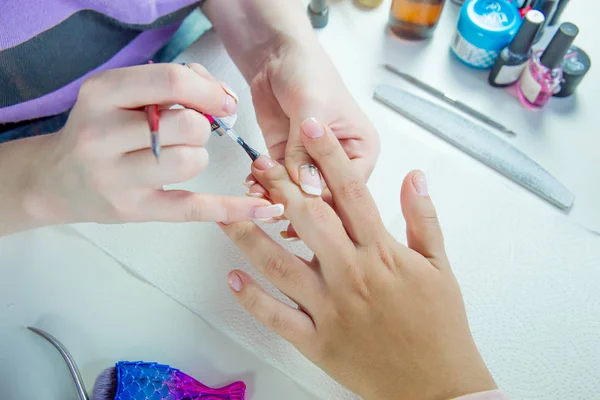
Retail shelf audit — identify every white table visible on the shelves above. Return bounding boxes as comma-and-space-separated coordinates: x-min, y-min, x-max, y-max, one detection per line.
1, 1, 598, 399
315, 0, 599, 233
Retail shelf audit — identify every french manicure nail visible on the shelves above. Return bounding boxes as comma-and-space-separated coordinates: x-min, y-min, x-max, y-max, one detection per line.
228, 273, 242, 292
245, 191, 264, 199
280, 231, 300, 242
252, 204, 284, 220
301, 117, 325, 139
413, 171, 429, 197
299, 164, 322, 196
243, 179, 256, 187
220, 81, 239, 104
223, 93, 237, 115
254, 155, 278, 171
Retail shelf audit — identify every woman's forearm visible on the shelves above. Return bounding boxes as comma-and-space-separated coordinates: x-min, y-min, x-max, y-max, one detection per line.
0, 135, 55, 236
203, 0, 320, 80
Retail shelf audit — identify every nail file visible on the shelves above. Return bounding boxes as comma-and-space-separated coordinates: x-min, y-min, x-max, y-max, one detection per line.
373, 84, 575, 210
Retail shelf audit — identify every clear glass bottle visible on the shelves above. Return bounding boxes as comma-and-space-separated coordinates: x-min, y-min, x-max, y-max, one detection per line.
355, 0, 385, 9
517, 22, 578, 108
389, 0, 447, 40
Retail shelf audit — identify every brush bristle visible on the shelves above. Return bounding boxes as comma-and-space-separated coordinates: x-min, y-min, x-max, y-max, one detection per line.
92, 367, 117, 400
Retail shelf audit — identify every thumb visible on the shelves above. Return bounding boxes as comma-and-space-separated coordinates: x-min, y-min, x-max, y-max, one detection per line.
285, 118, 324, 197
400, 170, 448, 265
146, 190, 280, 223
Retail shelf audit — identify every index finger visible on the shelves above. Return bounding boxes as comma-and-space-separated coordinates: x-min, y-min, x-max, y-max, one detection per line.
300, 118, 385, 245
80, 63, 236, 117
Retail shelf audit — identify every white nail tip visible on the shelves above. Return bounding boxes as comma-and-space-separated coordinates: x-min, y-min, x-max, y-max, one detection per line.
301, 184, 322, 196
271, 204, 285, 216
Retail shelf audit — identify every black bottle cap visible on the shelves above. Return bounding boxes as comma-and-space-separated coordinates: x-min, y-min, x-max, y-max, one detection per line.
509, 10, 545, 54
549, 0, 570, 26
540, 22, 579, 68
534, 0, 558, 18
555, 46, 591, 97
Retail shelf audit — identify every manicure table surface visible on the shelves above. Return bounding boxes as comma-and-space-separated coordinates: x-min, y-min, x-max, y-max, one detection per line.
1, 1, 598, 399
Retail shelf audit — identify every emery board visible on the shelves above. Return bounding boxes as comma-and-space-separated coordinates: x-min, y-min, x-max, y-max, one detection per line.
373, 84, 575, 210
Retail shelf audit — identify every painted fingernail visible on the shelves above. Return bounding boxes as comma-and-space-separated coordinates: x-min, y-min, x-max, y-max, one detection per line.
220, 81, 239, 104
299, 164, 322, 196
252, 204, 284, 220
280, 231, 300, 242
254, 155, 278, 171
413, 171, 429, 197
245, 191, 264, 199
301, 117, 325, 139
223, 93, 237, 115
228, 272, 242, 292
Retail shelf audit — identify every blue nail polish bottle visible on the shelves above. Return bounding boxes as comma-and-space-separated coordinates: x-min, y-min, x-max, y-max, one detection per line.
451, 0, 522, 69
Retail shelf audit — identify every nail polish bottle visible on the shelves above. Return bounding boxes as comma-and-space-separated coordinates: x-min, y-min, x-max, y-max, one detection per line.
517, 22, 578, 108
554, 46, 591, 97
532, 0, 558, 43
549, 0, 570, 26
388, 0, 447, 40
489, 10, 545, 87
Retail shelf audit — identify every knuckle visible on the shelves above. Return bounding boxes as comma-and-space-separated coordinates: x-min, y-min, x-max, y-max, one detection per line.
231, 223, 254, 243
171, 147, 205, 181
177, 109, 201, 140
304, 199, 329, 222
165, 64, 187, 99
264, 254, 288, 280
78, 73, 104, 101
243, 289, 258, 311
183, 196, 207, 222
268, 311, 287, 331
346, 265, 371, 301
337, 178, 367, 202
315, 140, 339, 159
421, 213, 442, 230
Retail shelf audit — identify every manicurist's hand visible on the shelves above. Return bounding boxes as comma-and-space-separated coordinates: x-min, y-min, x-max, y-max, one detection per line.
25, 63, 283, 226
219, 118, 497, 400
205, 0, 379, 199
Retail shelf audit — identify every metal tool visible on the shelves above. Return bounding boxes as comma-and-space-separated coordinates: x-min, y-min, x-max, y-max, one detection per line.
28, 326, 90, 400
308, 0, 329, 28
374, 84, 574, 210
384, 64, 518, 137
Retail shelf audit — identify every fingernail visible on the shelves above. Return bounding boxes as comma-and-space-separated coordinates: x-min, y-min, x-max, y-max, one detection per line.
280, 231, 300, 242
254, 155, 278, 171
220, 81, 239, 104
223, 93, 237, 115
301, 117, 325, 139
220, 221, 231, 225
228, 272, 242, 292
299, 164, 322, 196
252, 204, 284, 220
243, 179, 256, 187
413, 171, 429, 197
245, 191, 264, 199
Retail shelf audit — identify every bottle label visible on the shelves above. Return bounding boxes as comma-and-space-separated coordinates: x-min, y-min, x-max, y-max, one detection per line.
494, 64, 526, 85
519, 65, 542, 103
451, 30, 499, 68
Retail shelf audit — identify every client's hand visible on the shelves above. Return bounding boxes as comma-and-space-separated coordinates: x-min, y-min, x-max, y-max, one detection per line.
219, 118, 497, 400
